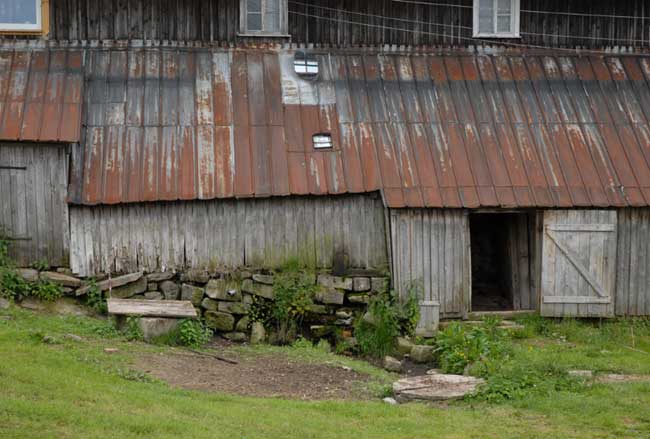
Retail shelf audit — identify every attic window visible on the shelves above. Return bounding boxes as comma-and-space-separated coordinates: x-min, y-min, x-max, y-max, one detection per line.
0, 0, 45, 34
294, 52, 319, 78
240, 0, 288, 36
473, 0, 520, 38
313, 134, 333, 149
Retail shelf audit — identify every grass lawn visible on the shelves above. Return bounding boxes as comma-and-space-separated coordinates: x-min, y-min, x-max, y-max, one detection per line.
1, 306, 650, 439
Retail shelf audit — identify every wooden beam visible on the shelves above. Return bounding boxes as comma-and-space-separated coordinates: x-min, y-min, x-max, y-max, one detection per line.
543, 296, 612, 304
107, 299, 198, 318
76, 272, 144, 296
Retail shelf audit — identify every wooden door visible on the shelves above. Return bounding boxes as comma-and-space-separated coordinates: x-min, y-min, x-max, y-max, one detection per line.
390, 209, 470, 334
541, 210, 617, 317
0, 144, 69, 267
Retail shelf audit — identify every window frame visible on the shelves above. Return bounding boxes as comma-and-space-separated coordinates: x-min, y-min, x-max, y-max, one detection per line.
0, 0, 49, 35
472, 0, 520, 39
239, 0, 289, 37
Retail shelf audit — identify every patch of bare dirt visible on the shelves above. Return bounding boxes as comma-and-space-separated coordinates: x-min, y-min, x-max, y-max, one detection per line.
134, 347, 373, 400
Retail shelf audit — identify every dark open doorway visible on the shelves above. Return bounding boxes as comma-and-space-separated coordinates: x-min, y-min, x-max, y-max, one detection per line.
470, 212, 535, 312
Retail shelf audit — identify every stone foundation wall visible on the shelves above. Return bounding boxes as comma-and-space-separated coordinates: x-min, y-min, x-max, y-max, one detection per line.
13, 266, 390, 342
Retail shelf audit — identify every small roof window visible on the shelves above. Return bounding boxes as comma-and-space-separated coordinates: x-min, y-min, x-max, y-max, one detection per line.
0, 0, 46, 34
294, 51, 319, 78
313, 134, 333, 149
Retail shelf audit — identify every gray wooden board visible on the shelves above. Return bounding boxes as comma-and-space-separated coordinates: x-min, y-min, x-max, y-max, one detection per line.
540, 210, 617, 318
107, 298, 198, 318
615, 208, 650, 316
69, 194, 388, 276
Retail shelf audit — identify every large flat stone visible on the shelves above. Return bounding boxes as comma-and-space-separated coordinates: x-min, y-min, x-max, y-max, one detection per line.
40, 272, 82, 288
252, 273, 274, 285
393, 373, 484, 402
218, 301, 250, 315
16, 268, 39, 282
159, 281, 180, 300
181, 284, 204, 306
109, 277, 147, 299
146, 272, 175, 282
138, 318, 180, 342
205, 279, 242, 301
204, 311, 235, 331
317, 274, 353, 290
181, 269, 210, 284
315, 288, 345, 305
241, 279, 274, 300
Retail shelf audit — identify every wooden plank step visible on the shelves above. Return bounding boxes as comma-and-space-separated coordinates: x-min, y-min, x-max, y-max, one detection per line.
107, 299, 198, 319
467, 310, 537, 321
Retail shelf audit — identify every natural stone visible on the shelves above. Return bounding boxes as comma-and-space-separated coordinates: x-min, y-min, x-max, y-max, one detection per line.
315, 288, 345, 305
19, 297, 45, 311
242, 293, 254, 304
410, 345, 435, 363
51, 298, 92, 316
201, 298, 219, 311
371, 277, 389, 294
396, 337, 415, 357
347, 293, 370, 304
250, 322, 266, 344
42, 335, 59, 344
40, 271, 82, 288
144, 291, 164, 300
218, 301, 250, 315
181, 284, 205, 306
64, 333, 83, 342
205, 279, 242, 301
0, 297, 10, 310
252, 273, 274, 285
223, 332, 248, 342
160, 281, 180, 300
353, 277, 371, 291
132, 294, 146, 300
393, 373, 484, 402
306, 304, 329, 314
103, 348, 119, 354
147, 282, 158, 292
241, 279, 274, 300
239, 270, 253, 280
335, 317, 353, 326
310, 325, 333, 337
16, 268, 39, 282
204, 311, 235, 331
383, 397, 398, 405
109, 277, 147, 299
138, 318, 180, 342
384, 356, 403, 373
181, 269, 210, 284
56, 267, 74, 276
235, 316, 250, 332
317, 274, 353, 290
146, 272, 174, 282
569, 370, 594, 378
335, 310, 353, 319
76, 272, 143, 296
61, 287, 74, 295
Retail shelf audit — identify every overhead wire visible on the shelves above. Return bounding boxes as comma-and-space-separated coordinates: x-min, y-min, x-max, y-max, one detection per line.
289, 2, 650, 46
390, 0, 646, 20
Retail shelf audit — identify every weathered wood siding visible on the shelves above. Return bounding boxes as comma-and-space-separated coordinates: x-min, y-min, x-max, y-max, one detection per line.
540, 210, 617, 318
0, 143, 69, 267
506, 213, 539, 311
390, 209, 470, 319
615, 209, 650, 316
69, 194, 388, 276
46, 0, 650, 48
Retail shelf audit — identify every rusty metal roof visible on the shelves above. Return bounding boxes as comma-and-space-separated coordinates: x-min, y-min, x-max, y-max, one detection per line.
65, 48, 650, 208
0, 50, 84, 143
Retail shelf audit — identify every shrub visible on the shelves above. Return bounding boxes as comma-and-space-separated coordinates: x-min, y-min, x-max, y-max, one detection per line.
85, 280, 108, 314
269, 267, 318, 344
354, 286, 420, 358
178, 319, 213, 348
28, 280, 63, 302
434, 319, 511, 375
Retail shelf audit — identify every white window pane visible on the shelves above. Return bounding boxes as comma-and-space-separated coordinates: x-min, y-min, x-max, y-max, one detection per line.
264, 0, 281, 33
497, 15, 511, 33
0, 0, 38, 25
478, 0, 494, 34
247, 0, 262, 13
247, 12, 262, 31
497, 0, 511, 15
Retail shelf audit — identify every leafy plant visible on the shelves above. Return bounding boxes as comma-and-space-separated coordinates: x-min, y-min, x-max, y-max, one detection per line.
0, 269, 30, 300
85, 280, 108, 314
248, 294, 272, 326
434, 319, 511, 375
178, 319, 213, 348
354, 286, 421, 359
31, 259, 50, 272
269, 267, 318, 344
123, 316, 144, 341
29, 280, 63, 302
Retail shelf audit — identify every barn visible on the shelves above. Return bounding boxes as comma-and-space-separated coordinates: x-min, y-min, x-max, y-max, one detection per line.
1, 2, 650, 335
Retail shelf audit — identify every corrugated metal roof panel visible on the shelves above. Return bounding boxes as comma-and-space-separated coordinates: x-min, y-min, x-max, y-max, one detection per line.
60, 48, 650, 208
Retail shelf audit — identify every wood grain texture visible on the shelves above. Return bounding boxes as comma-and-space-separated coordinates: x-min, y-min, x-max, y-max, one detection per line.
540, 210, 617, 318
390, 209, 470, 323
107, 298, 198, 318
0, 143, 68, 267
615, 208, 650, 316
69, 194, 388, 276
